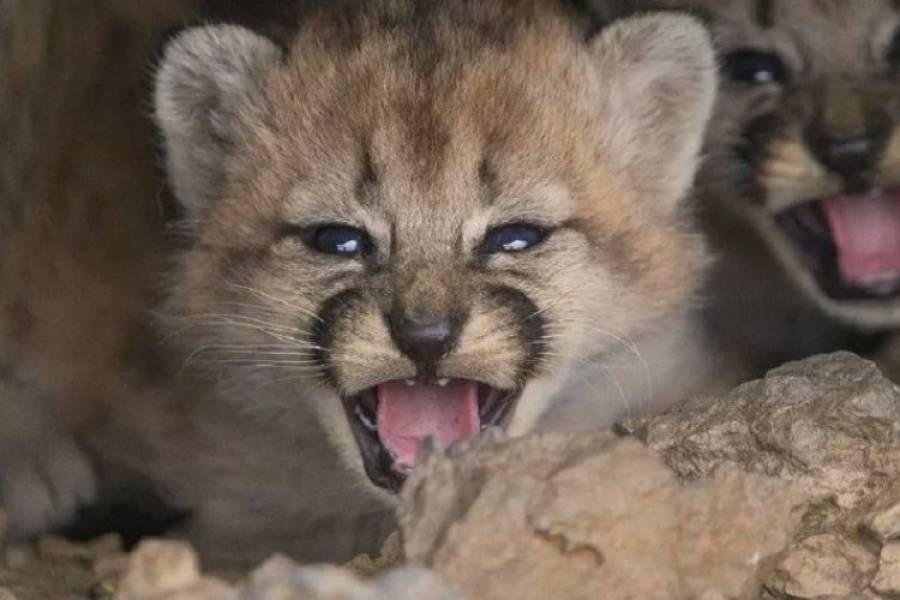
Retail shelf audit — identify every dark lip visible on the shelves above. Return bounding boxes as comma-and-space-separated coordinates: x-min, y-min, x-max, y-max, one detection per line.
775, 196, 900, 302
340, 381, 520, 493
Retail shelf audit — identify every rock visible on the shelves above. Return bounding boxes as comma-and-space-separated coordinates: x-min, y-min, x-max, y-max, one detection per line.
864, 479, 900, 542
239, 558, 460, 600
115, 539, 229, 600
766, 534, 877, 598
36, 536, 93, 563
9, 352, 900, 600
0, 589, 15, 600
373, 566, 461, 600
645, 353, 900, 511
105, 551, 462, 600
872, 542, 900, 597
89, 534, 126, 561
345, 532, 403, 577
162, 579, 232, 600
641, 353, 900, 598
828, 593, 883, 600
94, 554, 130, 582
0, 510, 5, 546
37, 533, 123, 564
279, 565, 369, 599
400, 432, 800, 600
1, 545, 34, 570
0, 539, 100, 599
115, 540, 200, 598
0, 528, 438, 600
91, 580, 118, 600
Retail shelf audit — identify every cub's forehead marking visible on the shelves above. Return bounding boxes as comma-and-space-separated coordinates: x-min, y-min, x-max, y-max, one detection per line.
478, 155, 501, 207
355, 143, 380, 206
756, 0, 774, 29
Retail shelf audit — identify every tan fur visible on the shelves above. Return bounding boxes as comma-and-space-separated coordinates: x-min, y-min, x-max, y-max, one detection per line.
147, 0, 715, 564
1, 0, 717, 566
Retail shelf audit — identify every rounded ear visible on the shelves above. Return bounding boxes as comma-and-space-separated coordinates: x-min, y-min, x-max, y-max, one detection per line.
154, 25, 282, 218
590, 13, 717, 210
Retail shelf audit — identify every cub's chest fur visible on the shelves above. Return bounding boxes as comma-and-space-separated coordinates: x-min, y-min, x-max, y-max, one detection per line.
153, 0, 715, 506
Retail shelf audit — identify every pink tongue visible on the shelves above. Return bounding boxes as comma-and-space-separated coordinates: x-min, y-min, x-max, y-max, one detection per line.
822, 191, 900, 284
376, 379, 479, 472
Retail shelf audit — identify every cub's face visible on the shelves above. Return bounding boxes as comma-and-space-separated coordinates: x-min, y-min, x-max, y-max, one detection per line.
154, 2, 715, 493
659, 0, 900, 327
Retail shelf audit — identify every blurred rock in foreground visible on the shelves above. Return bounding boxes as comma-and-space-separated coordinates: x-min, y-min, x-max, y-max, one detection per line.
10, 352, 900, 599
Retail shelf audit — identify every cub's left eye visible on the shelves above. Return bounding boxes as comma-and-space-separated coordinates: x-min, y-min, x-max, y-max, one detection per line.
722, 49, 787, 85
481, 224, 546, 254
309, 225, 372, 258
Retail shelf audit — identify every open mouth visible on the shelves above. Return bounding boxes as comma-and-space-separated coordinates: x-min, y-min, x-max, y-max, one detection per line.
342, 379, 518, 492
775, 187, 900, 301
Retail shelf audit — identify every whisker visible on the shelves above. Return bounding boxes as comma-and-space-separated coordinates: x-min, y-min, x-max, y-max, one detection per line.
201, 359, 322, 367
222, 280, 323, 322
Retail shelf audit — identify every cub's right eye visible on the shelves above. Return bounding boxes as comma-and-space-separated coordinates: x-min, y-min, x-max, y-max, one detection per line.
481, 223, 546, 255
307, 225, 372, 258
722, 49, 788, 85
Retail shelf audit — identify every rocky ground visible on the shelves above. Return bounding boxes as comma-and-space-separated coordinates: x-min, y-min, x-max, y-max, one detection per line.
5, 352, 900, 599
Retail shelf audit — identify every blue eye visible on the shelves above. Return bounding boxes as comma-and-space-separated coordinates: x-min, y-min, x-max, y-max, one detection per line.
482, 224, 545, 254
722, 50, 787, 85
310, 225, 372, 258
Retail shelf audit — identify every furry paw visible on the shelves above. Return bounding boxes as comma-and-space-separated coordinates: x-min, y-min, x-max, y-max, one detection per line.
1, 434, 97, 539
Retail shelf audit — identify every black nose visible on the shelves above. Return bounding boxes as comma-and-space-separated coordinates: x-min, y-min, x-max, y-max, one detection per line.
816, 133, 878, 174
807, 120, 890, 178
389, 316, 458, 374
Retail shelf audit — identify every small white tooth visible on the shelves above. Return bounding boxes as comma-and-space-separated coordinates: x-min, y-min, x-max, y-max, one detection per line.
437, 378, 450, 387
355, 405, 376, 432
405, 379, 416, 387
